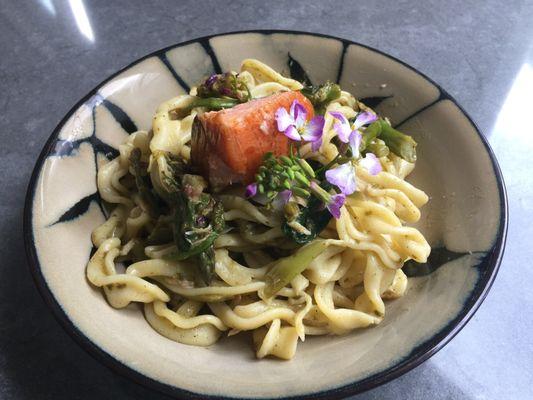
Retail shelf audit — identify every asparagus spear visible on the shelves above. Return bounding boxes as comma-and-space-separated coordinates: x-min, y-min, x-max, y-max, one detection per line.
263, 239, 328, 298
301, 82, 341, 114
360, 121, 382, 151
365, 139, 390, 158
378, 120, 417, 163
176, 97, 240, 118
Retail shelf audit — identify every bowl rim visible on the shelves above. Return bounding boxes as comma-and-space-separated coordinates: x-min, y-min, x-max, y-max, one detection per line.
23, 29, 508, 400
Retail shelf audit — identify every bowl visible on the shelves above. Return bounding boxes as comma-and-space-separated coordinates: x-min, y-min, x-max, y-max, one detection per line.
24, 30, 507, 399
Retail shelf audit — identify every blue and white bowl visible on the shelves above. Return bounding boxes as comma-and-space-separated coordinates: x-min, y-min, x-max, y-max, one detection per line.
24, 30, 507, 399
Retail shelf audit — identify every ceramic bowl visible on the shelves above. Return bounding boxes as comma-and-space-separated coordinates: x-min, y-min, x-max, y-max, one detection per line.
24, 30, 507, 399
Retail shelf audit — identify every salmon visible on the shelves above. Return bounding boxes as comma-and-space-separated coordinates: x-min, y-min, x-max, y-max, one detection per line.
191, 91, 314, 190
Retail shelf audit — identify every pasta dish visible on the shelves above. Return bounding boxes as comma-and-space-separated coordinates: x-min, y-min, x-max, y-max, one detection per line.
87, 59, 430, 360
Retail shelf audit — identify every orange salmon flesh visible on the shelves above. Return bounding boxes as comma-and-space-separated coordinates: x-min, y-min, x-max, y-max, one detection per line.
191, 91, 314, 190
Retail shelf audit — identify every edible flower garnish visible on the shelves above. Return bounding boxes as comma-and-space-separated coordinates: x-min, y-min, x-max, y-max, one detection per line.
245, 182, 258, 198
309, 181, 346, 219
359, 153, 382, 175
325, 162, 357, 195
246, 152, 348, 221
197, 72, 251, 102
279, 189, 293, 204
329, 111, 377, 156
275, 100, 325, 151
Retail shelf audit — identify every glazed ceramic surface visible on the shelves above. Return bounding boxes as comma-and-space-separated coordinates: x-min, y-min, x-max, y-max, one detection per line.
24, 31, 507, 399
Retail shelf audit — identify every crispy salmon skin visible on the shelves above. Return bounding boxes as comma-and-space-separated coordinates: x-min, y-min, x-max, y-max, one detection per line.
191, 91, 314, 190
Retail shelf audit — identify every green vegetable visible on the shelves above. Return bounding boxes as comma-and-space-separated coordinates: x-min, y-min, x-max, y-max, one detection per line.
129, 148, 160, 217
360, 121, 382, 151
250, 153, 336, 244
252, 152, 315, 203
263, 239, 328, 298
282, 179, 333, 245
172, 183, 225, 283
365, 139, 390, 158
197, 72, 251, 102
192, 97, 240, 109
301, 82, 341, 114
378, 120, 417, 163
177, 97, 240, 117
158, 157, 225, 283
282, 201, 331, 244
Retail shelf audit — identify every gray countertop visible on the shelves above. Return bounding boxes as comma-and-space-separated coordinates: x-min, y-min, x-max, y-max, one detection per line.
1, 0, 532, 399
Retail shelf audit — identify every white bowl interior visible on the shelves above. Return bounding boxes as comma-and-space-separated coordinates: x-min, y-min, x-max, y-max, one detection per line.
28, 32, 504, 398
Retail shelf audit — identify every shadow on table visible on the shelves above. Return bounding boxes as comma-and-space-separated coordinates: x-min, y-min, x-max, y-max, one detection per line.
0, 207, 473, 400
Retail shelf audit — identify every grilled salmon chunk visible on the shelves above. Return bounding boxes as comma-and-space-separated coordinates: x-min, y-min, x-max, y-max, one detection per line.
191, 91, 314, 190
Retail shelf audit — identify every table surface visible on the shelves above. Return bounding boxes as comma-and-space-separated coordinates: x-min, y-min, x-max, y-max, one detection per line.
1, 1, 532, 399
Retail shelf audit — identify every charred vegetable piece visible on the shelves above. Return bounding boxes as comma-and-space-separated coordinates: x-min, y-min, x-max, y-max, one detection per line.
197, 72, 251, 103
263, 239, 328, 298
301, 82, 341, 114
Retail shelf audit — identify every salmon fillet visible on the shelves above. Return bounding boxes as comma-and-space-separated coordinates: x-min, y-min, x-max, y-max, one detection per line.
191, 91, 314, 190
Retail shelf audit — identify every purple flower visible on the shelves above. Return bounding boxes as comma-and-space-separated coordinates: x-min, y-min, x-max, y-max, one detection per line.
359, 153, 382, 175
329, 111, 352, 142
309, 181, 346, 219
270, 189, 292, 211
279, 189, 292, 203
275, 100, 324, 150
325, 162, 357, 195
349, 131, 362, 158
206, 74, 218, 87
353, 111, 378, 130
329, 111, 377, 157
245, 183, 258, 198
327, 193, 346, 219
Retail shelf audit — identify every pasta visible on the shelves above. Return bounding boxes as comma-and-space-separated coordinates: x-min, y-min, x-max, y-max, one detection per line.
87, 59, 430, 360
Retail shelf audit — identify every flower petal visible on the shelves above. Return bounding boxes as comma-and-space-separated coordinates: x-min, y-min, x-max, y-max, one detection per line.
329, 111, 351, 142
349, 130, 362, 158
275, 107, 294, 132
325, 162, 357, 195
333, 122, 352, 143
252, 193, 269, 205
328, 111, 348, 126
301, 116, 325, 142
359, 153, 382, 175
291, 100, 307, 128
270, 190, 292, 210
353, 111, 378, 129
327, 193, 346, 219
280, 190, 292, 204
311, 138, 322, 152
245, 183, 258, 198
283, 125, 301, 141
206, 74, 218, 87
